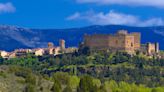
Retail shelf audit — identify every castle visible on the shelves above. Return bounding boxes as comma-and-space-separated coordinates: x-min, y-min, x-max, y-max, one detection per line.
0, 30, 160, 59
83, 30, 159, 55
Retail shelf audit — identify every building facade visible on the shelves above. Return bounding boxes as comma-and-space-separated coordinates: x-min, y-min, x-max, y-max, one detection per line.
83, 30, 141, 54
59, 39, 66, 53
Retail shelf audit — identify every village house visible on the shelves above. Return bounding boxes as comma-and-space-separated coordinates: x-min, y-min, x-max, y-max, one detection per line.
33, 48, 45, 56
0, 51, 8, 59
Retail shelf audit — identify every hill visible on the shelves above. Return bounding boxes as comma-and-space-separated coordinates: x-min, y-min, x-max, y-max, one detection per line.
0, 25, 164, 51
0, 65, 53, 92
0, 51, 164, 92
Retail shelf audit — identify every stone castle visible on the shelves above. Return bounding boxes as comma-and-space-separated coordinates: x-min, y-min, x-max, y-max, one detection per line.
83, 30, 159, 55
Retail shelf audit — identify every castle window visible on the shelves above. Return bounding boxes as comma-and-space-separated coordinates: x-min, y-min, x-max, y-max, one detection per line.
131, 43, 133, 47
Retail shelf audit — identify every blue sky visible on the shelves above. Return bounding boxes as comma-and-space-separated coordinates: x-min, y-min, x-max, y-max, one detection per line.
0, 0, 164, 28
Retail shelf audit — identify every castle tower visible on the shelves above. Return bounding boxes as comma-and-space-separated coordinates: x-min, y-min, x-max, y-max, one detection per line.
59, 39, 65, 50
130, 32, 141, 50
155, 42, 159, 53
147, 42, 152, 55
48, 42, 54, 48
146, 42, 157, 55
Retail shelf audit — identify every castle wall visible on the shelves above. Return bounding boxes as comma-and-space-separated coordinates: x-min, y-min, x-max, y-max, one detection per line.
108, 35, 126, 49
84, 35, 110, 50
130, 32, 141, 50
125, 35, 135, 54
147, 42, 159, 55
84, 31, 136, 54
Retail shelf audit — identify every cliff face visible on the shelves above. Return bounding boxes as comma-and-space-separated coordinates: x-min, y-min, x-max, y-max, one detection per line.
0, 25, 163, 51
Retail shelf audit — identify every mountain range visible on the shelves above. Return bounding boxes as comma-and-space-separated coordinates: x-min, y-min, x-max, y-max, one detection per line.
0, 25, 163, 51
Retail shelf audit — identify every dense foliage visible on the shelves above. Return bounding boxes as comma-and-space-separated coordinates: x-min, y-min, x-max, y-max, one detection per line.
0, 51, 164, 92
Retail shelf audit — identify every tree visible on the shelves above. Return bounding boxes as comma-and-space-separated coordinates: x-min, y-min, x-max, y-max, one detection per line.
26, 73, 36, 85
118, 81, 131, 92
53, 72, 70, 85
54, 57, 60, 66
68, 76, 80, 89
63, 86, 72, 92
24, 84, 36, 92
78, 46, 91, 55
0, 56, 3, 64
99, 85, 107, 92
108, 80, 120, 92
151, 87, 164, 92
92, 78, 101, 88
130, 83, 139, 92
51, 78, 62, 92
77, 75, 99, 92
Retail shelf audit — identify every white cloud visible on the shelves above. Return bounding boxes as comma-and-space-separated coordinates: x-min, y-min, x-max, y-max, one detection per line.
67, 12, 80, 20
67, 10, 164, 26
76, 0, 164, 8
0, 2, 15, 14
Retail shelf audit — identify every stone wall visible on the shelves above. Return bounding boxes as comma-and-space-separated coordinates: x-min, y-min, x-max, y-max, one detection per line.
130, 32, 141, 50
147, 42, 159, 55
83, 30, 139, 54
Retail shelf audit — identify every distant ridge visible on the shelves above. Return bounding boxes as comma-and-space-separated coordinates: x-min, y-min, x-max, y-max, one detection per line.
0, 25, 163, 51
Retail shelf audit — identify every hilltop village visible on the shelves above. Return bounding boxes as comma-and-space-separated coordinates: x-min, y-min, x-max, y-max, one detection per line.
0, 30, 163, 59
0, 30, 164, 92
0, 39, 78, 59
